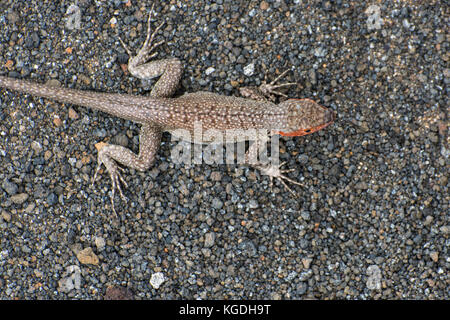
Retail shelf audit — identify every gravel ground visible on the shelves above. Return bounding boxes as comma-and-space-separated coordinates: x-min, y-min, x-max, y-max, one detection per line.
0, 0, 448, 299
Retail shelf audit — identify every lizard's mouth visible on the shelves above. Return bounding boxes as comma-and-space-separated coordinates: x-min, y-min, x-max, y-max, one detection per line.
278, 107, 335, 137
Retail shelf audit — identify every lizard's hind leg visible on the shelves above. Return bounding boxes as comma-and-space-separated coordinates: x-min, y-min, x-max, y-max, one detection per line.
92, 123, 162, 215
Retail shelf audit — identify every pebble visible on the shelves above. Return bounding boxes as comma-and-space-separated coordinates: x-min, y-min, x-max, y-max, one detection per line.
1, 211, 11, 222
1, 180, 18, 195
211, 198, 223, 209
104, 286, 134, 300
10, 193, 29, 205
30, 141, 43, 153
150, 272, 166, 289
247, 199, 259, 209
243, 63, 255, 76
440, 226, 449, 235
366, 265, 382, 290
68, 108, 79, 120
204, 232, 215, 248
65, 4, 81, 30
301, 258, 312, 269
76, 247, 99, 265
205, 67, 215, 75
58, 265, 81, 293
94, 237, 106, 251
429, 252, 439, 263
210, 171, 222, 181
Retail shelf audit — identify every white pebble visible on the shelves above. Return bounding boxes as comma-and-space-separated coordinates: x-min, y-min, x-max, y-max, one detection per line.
243, 63, 255, 76
205, 67, 215, 75
150, 272, 166, 289
366, 265, 382, 290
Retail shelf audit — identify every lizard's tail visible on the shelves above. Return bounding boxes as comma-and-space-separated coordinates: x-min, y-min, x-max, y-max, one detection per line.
0, 75, 107, 106
0, 75, 155, 122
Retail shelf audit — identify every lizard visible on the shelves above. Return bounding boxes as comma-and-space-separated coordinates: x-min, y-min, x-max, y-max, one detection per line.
0, 5, 335, 215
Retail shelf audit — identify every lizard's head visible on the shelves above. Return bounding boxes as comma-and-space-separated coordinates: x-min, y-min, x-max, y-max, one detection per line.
278, 99, 335, 137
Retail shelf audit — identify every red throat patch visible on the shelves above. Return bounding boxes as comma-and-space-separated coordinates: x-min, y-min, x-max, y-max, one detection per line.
278, 109, 335, 137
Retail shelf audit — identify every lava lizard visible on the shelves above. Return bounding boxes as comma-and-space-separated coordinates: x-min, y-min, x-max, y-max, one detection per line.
0, 6, 334, 214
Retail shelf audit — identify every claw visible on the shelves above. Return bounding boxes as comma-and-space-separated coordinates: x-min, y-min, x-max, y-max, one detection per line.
92, 163, 102, 187
117, 3, 165, 65
118, 36, 133, 56
137, 4, 165, 60
92, 150, 128, 216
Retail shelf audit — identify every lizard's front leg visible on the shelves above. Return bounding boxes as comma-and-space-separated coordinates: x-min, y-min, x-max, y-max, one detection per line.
239, 68, 297, 102
246, 137, 304, 196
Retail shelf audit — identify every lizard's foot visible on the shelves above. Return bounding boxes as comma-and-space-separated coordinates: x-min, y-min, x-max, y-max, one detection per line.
259, 69, 298, 100
92, 152, 128, 216
118, 3, 165, 67
240, 69, 298, 102
256, 161, 304, 196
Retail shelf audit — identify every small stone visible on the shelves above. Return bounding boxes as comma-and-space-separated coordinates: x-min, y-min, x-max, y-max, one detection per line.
205, 67, 215, 75
76, 247, 99, 265
211, 198, 223, 209
31, 141, 43, 153
150, 272, 165, 289
44, 150, 52, 161
10, 193, 29, 205
423, 215, 433, 226
210, 171, 222, 181
58, 276, 74, 293
7, 11, 19, 24
1, 211, 11, 222
260, 1, 269, 10
53, 116, 62, 127
46, 193, 57, 205
68, 108, 79, 120
439, 226, 449, 235
34, 269, 43, 278
113, 134, 129, 147
429, 251, 439, 262
95, 237, 106, 251
243, 63, 255, 76
296, 282, 308, 295
366, 265, 382, 290
271, 292, 281, 300
302, 258, 312, 269
355, 181, 368, 190
65, 4, 81, 30
1, 180, 18, 195
58, 265, 81, 293
298, 154, 309, 165
204, 232, 215, 248
247, 199, 259, 209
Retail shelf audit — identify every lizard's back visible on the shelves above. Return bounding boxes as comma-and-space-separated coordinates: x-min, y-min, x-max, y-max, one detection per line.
162, 91, 287, 135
